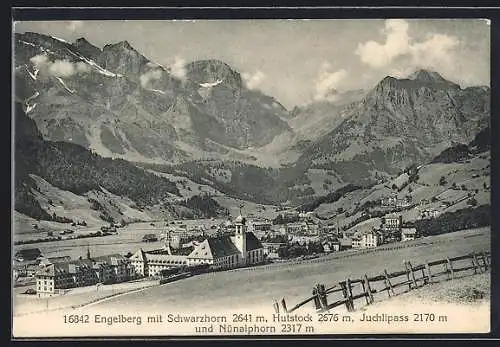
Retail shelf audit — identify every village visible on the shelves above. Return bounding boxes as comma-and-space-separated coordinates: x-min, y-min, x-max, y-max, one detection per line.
13, 193, 434, 299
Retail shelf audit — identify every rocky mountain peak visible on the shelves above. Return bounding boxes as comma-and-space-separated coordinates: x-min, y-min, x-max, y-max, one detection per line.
186, 59, 243, 89
73, 37, 102, 59
103, 40, 135, 52
408, 69, 447, 84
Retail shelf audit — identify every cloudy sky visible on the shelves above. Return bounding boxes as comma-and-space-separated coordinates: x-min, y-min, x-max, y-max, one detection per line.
14, 19, 490, 108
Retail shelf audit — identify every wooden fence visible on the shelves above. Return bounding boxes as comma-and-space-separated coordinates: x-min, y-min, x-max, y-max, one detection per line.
273, 250, 490, 314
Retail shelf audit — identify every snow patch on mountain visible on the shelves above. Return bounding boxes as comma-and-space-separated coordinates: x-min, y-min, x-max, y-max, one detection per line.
25, 103, 37, 114
19, 40, 36, 47
55, 77, 76, 93
199, 79, 223, 88
24, 65, 37, 80
147, 88, 166, 95
64, 47, 123, 78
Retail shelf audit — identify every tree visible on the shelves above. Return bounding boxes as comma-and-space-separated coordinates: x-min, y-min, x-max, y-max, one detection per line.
439, 176, 447, 186
467, 197, 478, 207
451, 182, 457, 189
391, 184, 398, 190
336, 207, 344, 214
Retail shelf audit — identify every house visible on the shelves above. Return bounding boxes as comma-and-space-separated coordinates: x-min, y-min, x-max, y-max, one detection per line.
35, 261, 97, 297
396, 196, 412, 208
285, 222, 307, 234
142, 233, 158, 242
339, 238, 353, 250
359, 229, 383, 248
420, 209, 440, 219
387, 172, 410, 191
14, 248, 43, 262
382, 214, 402, 231
129, 248, 189, 277
161, 230, 190, 248
381, 195, 398, 207
401, 228, 417, 242
322, 239, 341, 253
381, 194, 412, 208
91, 254, 135, 283
351, 237, 362, 248
261, 234, 288, 258
39, 256, 71, 267
249, 220, 272, 232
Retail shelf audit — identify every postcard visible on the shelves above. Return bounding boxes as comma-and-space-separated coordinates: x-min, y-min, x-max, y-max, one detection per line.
12, 17, 491, 337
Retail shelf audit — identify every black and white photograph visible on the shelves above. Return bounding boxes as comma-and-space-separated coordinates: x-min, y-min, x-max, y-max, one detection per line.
12, 17, 491, 337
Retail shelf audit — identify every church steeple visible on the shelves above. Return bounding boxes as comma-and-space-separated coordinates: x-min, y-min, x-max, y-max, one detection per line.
233, 211, 247, 265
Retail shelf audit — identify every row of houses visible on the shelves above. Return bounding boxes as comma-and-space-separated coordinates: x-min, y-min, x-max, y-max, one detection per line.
35, 254, 134, 297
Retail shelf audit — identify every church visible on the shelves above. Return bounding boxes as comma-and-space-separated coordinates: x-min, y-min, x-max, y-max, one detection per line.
129, 214, 264, 276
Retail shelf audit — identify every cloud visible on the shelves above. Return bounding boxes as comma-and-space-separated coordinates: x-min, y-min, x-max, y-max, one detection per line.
313, 63, 348, 101
75, 61, 91, 73
140, 68, 163, 88
242, 70, 265, 90
49, 60, 75, 78
355, 19, 411, 69
30, 54, 50, 70
355, 19, 459, 72
29, 54, 92, 78
169, 56, 187, 81
67, 21, 84, 32
411, 34, 459, 67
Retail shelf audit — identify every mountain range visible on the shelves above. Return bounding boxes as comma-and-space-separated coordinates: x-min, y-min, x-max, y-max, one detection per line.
14, 32, 291, 164
13, 31, 491, 222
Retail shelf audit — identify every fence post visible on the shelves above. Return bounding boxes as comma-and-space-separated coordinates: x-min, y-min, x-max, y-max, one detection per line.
364, 274, 374, 304
446, 257, 454, 280
485, 252, 491, 268
404, 261, 412, 290
420, 267, 427, 284
318, 284, 328, 311
346, 278, 355, 312
273, 299, 279, 313
384, 269, 394, 297
481, 252, 489, 271
312, 286, 321, 311
340, 281, 349, 310
407, 261, 417, 288
361, 277, 369, 305
425, 261, 433, 284
472, 253, 481, 274
280, 297, 288, 313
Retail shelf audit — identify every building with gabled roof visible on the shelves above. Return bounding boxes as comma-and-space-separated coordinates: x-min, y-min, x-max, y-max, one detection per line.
401, 228, 418, 242
14, 248, 43, 262
129, 248, 189, 277
130, 214, 264, 275
35, 253, 135, 296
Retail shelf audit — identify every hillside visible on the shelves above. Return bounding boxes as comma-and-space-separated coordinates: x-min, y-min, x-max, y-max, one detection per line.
298, 70, 490, 182
14, 102, 229, 225
303, 147, 490, 236
13, 31, 490, 223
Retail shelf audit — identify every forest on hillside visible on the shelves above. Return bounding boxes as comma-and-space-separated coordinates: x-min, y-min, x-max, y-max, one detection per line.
14, 103, 180, 221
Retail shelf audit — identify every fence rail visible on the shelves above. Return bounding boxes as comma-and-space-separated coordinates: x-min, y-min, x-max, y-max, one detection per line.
273, 250, 490, 314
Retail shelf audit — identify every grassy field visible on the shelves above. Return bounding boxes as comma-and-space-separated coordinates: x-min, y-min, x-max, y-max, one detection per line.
80, 227, 490, 313
13, 279, 160, 317
12, 220, 226, 260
